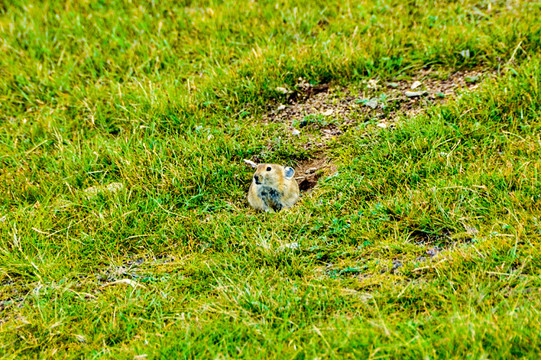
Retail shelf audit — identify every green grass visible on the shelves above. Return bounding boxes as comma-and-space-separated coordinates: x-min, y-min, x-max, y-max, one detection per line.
1, 0, 541, 358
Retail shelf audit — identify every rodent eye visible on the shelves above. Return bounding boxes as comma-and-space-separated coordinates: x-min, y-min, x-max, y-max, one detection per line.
266, 166, 271, 171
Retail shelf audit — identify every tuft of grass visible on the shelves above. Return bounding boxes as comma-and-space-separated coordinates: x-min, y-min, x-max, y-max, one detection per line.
1, 0, 540, 358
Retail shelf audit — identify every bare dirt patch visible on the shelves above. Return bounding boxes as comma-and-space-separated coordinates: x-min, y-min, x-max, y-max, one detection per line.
264, 68, 496, 191
266, 68, 494, 129
294, 155, 336, 191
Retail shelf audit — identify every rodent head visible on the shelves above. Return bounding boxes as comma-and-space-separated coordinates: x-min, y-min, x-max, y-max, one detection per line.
244, 160, 295, 187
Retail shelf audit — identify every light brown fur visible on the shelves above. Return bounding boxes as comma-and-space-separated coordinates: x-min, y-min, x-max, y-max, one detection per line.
244, 160, 300, 212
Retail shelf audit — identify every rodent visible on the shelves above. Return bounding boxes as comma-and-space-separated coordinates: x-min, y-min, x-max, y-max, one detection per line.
244, 159, 300, 212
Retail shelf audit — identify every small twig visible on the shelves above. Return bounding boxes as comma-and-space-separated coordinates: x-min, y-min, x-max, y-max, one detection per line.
486, 271, 515, 277
25, 140, 48, 155
506, 40, 523, 66
396, 281, 412, 298
101, 279, 146, 289
67, 289, 97, 299
413, 259, 448, 272
153, 199, 187, 218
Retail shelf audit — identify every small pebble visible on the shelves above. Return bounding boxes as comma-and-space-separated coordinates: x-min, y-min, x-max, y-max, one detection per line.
367, 79, 379, 89
405, 91, 428, 98
284, 242, 299, 249
411, 81, 422, 90
365, 100, 378, 109
276, 86, 292, 94
321, 109, 333, 116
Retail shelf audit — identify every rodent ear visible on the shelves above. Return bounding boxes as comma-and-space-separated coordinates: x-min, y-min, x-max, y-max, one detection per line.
243, 159, 258, 169
284, 167, 295, 179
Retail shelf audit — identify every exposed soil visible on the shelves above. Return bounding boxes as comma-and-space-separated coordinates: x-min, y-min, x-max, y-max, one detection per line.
262, 68, 496, 192
294, 155, 336, 192
265, 68, 493, 127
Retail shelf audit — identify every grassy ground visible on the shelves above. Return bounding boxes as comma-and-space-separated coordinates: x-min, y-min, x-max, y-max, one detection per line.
1, 0, 540, 358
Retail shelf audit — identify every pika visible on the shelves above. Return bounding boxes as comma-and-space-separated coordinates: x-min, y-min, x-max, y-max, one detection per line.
244, 159, 300, 212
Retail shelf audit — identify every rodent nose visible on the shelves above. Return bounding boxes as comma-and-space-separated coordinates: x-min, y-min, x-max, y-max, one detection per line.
254, 175, 261, 184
